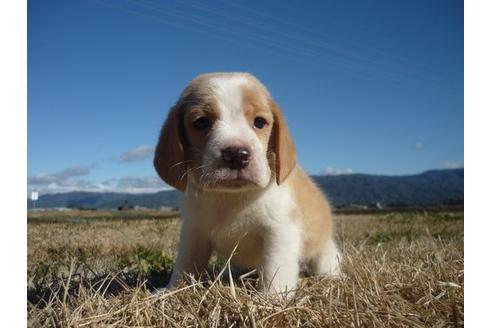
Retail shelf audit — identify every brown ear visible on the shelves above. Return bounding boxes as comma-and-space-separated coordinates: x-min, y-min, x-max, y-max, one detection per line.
154, 106, 187, 191
270, 100, 296, 184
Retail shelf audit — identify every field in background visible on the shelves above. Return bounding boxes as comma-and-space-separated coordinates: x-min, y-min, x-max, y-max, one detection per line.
27, 210, 464, 327
27, 209, 180, 223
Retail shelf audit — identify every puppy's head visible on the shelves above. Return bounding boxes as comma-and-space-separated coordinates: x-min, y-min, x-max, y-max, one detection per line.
154, 72, 296, 192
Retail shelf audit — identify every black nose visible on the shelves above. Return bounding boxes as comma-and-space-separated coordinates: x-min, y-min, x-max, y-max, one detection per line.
221, 147, 251, 170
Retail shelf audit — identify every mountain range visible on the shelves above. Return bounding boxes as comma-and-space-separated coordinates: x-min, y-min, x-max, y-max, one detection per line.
28, 169, 464, 209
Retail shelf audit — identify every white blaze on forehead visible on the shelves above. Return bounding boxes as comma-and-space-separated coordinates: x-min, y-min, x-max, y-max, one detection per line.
208, 76, 257, 144
209, 75, 249, 120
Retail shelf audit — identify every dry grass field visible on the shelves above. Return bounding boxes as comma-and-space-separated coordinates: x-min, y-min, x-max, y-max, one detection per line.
27, 210, 463, 327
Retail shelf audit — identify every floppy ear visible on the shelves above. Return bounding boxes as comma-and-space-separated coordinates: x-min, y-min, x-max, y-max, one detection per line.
269, 99, 297, 184
154, 106, 187, 191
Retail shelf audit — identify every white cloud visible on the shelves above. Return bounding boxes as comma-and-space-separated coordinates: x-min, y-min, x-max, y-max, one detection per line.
28, 179, 97, 195
115, 176, 169, 193
28, 169, 172, 195
27, 165, 92, 186
322, 166, 353, 175
443, 161, 464, 169
120, 145, 154, 162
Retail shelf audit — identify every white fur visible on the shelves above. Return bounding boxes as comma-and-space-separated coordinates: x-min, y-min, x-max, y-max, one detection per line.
309, 238, 342, 277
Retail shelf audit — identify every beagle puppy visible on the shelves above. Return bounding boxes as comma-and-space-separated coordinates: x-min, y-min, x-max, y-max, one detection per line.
154, 72, 341, 295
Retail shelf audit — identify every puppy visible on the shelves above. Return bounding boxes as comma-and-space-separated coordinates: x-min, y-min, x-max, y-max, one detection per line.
154, 72, 341, 295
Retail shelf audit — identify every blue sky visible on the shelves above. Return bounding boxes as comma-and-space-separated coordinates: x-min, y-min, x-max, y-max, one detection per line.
28, 0, 463, 194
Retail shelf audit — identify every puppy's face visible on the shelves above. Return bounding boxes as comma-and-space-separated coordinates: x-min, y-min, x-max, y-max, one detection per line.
154, 73, 296, 192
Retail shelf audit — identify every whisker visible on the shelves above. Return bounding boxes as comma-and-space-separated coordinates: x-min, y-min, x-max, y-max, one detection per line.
179, 163, 212, 183
170, 160, 196, 171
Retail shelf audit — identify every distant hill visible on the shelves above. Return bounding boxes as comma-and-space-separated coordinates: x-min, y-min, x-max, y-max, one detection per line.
28, 169, 463, 209
30, 190, 181, 210
312, 168, 463, 207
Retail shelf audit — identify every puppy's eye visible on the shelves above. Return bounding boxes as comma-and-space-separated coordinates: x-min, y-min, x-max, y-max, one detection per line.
254, 117, 268, 129
193, 117, 210, 130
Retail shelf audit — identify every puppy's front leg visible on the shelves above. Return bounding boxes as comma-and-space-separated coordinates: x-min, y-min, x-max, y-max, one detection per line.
167, 223, 211, 289
259, 224, 301, 297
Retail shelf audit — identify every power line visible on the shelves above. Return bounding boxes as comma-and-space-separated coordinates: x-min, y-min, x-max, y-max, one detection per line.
90, 0, 462, 96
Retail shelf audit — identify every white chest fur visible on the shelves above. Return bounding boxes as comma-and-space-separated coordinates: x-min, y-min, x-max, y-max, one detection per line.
182, 181, 299, 268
